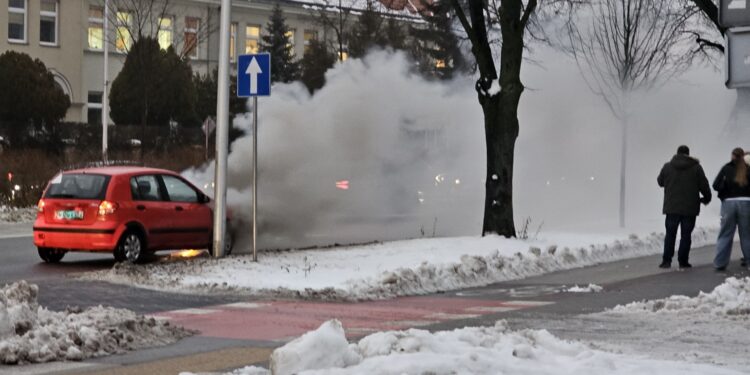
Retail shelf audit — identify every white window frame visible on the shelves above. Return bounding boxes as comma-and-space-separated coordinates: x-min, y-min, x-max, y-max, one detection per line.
184, 17, 200, 59
87, 6, 104, 50
303, 29, 317, 54
39, 0, 59, 46
245, 25, 260, 54
230, 22, 237, 61
157, 15, 174, 50
8, 0, 28, 44
115, 11, 133, 53
286, 28, 296, 56
87, 91, 103, 125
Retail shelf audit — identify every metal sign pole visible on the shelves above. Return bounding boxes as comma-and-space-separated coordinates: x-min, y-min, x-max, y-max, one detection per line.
212, 0, 232, 258
253, 96, 258, 262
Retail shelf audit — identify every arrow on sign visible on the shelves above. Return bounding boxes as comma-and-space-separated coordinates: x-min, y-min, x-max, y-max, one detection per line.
246, 57, 263, 95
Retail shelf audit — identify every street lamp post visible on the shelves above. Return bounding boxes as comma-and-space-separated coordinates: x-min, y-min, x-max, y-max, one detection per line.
102, 0, 109, 161
212, 0, 232, 257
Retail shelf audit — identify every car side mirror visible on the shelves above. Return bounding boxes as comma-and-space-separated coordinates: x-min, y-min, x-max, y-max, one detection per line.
200, 194, 211, 204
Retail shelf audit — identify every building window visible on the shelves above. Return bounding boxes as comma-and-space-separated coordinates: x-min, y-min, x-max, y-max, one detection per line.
303, 30, 317, 55
286, 29, 296, 55
245, 25, 260, 54
87, 91, 103, 126
115, 11, 132, 52
88, 6, 103, 49
8, 0, 27, 43
157, 16, 173, 50
183, 17, 199, 58
39, 0, 58, 45
230, 22, 237, 61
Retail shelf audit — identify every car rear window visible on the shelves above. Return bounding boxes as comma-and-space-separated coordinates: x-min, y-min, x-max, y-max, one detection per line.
44, 173, 110, 200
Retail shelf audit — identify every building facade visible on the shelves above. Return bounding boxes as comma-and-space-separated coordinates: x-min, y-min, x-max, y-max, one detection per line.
1, 0, 342, 124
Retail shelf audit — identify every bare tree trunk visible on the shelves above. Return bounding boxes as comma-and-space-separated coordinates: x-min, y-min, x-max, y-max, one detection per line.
725, 88, 750, 137
480, 5, 524, 237
619, 116, 628, 228
481, 96, 518, 236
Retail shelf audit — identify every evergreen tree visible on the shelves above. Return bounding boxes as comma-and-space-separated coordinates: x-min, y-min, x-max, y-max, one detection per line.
348, 1, 386, 58
300, 39, 337, 93
0, 51, 70, 148
260, 4, 300, 83
410, 1, 467, 80
110, 37, 197, 128
193, 69, 246, 122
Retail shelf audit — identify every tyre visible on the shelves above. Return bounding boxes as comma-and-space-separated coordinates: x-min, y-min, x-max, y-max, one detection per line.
114, 230, 146, 263
38, 247, 65, 263
209, 228, 234, 256
224, 229, 234, 256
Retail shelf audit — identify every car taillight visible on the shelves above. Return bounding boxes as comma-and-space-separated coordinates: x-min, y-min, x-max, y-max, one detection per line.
98, 200, 117, 216
37, 199, 45, 213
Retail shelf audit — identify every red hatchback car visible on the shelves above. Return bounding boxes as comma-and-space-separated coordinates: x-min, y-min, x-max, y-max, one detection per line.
33, 166, 231, 263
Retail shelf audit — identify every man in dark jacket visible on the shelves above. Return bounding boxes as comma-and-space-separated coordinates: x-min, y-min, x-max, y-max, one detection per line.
657, 145, 711, 269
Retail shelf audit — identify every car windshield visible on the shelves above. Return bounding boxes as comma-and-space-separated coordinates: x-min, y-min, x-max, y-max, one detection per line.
44, 173, 110, 200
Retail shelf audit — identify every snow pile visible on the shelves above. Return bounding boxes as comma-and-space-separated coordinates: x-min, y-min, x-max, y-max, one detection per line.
612, 277, 750, 316
0, 206, 35, 224
0, 281, 191, 364
79, 228, 717, 300
190, 320, 742, 375
565, 284, 603, 293
270, 320, 361, 375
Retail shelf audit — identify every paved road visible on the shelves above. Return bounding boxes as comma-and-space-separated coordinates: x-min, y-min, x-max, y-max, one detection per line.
1, 233, 748, 374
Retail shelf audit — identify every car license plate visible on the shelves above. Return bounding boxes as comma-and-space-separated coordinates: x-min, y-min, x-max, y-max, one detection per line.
55, 210, 84, 220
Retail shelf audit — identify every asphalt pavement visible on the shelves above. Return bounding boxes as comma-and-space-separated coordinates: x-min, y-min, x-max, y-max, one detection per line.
0, 233, 748, 375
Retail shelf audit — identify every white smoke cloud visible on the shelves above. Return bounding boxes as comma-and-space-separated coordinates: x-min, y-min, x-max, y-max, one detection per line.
183, 48, 737, 252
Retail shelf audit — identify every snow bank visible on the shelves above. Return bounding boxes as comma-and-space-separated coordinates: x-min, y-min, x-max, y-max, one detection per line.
613, 277, 750, 316
0, 206, 35, 224
0, 281, 191, 364
565, 284, 603, 293
79, 228, 717, 300
190, 320, 742, 375
269, 320, 361, 375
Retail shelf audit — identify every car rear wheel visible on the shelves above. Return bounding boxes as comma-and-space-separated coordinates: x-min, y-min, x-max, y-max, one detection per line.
38, 247, 66, 263
115, 231, 146, 263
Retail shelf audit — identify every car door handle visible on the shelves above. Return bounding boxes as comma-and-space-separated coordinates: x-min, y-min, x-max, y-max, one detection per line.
175, 206, 184, 211
136, 205, 146, 211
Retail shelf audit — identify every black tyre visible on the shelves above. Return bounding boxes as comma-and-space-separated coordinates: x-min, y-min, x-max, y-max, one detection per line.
209, 228, 234, 256
38, 247, 65, 263
114, 231, 146, 263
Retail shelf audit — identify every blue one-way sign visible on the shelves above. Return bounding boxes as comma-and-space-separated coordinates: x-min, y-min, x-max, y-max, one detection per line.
237, 53, 271, 97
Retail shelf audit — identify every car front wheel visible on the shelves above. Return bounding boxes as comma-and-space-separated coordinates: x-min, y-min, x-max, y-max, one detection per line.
38, 247, 66, 263
115, 231, 146, 263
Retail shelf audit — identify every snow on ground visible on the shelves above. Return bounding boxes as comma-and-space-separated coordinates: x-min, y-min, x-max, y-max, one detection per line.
181, 319, 742, 375
0, 207, 35, 224
0, 281, 191, 365
79, 228, 717, 300
525, 277, 750, 371
564, 284, 603, 293
612, 276, 750, 315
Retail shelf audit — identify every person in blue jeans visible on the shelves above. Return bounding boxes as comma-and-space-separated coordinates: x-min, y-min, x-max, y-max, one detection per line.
713, 147, 750, 271
657, 145, 711, 269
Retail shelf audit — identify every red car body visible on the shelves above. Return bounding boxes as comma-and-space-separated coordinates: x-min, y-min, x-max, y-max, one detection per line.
33, 166, 224, 263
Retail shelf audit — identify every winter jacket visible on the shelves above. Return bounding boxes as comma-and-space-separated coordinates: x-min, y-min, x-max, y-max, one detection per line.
657, 154, 711, 216
713, 161, 750, 201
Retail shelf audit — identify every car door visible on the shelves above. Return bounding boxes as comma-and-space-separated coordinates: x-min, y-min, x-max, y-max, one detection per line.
159, 174, 212, 249
129, 175, 174, 250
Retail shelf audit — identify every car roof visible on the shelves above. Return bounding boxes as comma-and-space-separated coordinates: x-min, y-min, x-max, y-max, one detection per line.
63, 166, 178, 176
